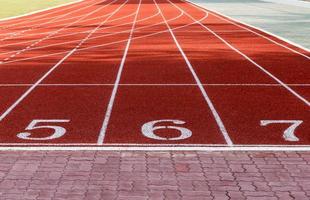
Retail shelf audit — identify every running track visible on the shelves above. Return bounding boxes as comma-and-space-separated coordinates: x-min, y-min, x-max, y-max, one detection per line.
0, 0, 309, 150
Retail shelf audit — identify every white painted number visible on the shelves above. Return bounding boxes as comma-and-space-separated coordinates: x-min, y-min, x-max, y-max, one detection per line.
17, 119, 70, 140
141, 119, 192, 140
260, 120, 303, 142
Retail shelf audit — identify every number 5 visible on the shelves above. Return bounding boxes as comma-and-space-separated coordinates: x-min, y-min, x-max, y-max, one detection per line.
260, 120, 303, 142
17, 119, 70, 140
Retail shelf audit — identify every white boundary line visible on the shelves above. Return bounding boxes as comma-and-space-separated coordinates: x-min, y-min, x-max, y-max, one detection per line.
0, 0, 84, 22
2, 143, 310, 146
0, 83, 309, 87
0, 0, 129, 122
184, 0, 310, 56
97, 0, 142, 144
0, 146, 310, 151
154, 0, 233, 146
170, 0, 310, 106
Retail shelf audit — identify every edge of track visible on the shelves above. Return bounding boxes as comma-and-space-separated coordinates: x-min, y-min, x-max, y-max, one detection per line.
184, 0, 310, 52
1, 145, 310, 151
0, 0, 84, 22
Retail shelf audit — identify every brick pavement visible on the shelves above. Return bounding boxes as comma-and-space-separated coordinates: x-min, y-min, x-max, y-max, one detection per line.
0, 151, 309, 200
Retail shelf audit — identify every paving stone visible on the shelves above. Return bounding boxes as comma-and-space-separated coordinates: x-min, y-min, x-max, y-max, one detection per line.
0, 151, 308, 199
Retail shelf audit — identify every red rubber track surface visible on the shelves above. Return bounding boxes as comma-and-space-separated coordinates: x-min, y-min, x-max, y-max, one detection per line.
0, 0, 309, 147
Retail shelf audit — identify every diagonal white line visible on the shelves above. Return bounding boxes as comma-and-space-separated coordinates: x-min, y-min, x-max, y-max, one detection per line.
0, 0, 117, 64
0, 0, 129, 122
183, 0, 310, 59
170, 0, 310, 107
1, 11, 204, 65
97, 0, 142, 145
154, 0, 233, 146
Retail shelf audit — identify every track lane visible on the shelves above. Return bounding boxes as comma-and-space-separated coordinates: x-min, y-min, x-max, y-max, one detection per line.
43, 0, 139, 84
101, 0, 229, 145
0, 0, 139, 144
0, 0, 118, 64
0, 0, 118, 84
0, 0, 308, 147
168, 0, 309, 106
0, 8, 202, 66
0, 9, 139, 57
164, 0, 309, 145
180, 0, 310, 84
182, 0, 310, 58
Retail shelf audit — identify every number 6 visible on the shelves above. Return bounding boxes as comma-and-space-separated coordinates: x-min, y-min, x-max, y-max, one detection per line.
17, 119, 70, 140
141, 119, 192, 140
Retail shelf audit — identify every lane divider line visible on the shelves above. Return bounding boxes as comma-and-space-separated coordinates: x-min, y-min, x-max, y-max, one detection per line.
184, 0, 310, 58
0, 11, 206, 65
0, 6, 158, 57
154, 0, 233, 146
97, 0, 142, 144
0, 0, 117, 64
169, 0, 310, 107
0, 0, 130, 122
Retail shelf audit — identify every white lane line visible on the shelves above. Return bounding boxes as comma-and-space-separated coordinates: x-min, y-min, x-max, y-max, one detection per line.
154, 0, 233, 146
0, 9, 138, 48
97, 0, 142, 145
0, 7, 158, 56
0, 0, 129, 122
0, 0, 117, 64
184, 0, 310, 59
1, 11, 205, 65
0, 145, 310, 151
0, 26, 246, 49
170, 0, 310, 107
0, 0, 102, 42
0, 83, 309, 87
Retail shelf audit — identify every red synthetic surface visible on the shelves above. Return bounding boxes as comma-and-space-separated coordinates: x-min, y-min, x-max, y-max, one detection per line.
0, 0, 309, 147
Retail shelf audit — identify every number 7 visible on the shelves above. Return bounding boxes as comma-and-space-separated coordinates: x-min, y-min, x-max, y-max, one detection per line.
260, 120, 303, 142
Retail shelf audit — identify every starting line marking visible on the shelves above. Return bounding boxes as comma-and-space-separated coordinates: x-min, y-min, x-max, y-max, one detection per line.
0, 145, 310, 151
0, 83, 309, 87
